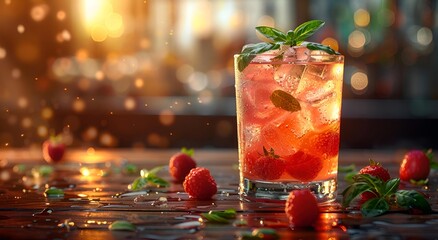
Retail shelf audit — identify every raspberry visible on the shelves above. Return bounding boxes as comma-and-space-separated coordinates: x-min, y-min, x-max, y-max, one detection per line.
169, 152, 196, 182
359, 191, 378, 206
284, 151, 323, 182
183, 167, 217, 200
285, 189, 319, 227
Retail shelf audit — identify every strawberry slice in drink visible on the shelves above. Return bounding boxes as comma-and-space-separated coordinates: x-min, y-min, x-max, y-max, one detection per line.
284, 151, 323, 182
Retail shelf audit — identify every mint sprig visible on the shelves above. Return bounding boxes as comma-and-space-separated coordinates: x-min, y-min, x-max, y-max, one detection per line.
342, 173, 432, 217
237, 20, 339, 71
130, 166, 169, 190
201, 209, 237, 223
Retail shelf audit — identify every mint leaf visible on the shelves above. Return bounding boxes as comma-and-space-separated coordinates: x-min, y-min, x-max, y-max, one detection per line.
293, 20, 325, 44
270, 90, 301, 112
425, 149, 438, 170
44, 188, 65, 197
237, 20, 338, 71
108, 220, 136, 231
395, 190, 432, 213
146, 173, 169, 187
341, 182, 372, 207
237, 42, 279, 72
131, 177, 148, 190
383, 178, 399, 196
361, 197, 389, 217
201, 213, 230, 223
305, 42, 340, 55
255, 26, 287, 42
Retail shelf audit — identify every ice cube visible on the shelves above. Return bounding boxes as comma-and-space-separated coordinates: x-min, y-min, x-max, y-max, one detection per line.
284, 46, 310, 62
295, 64, 334, 103
260, 110, 312, 156
273, 64, 305, 93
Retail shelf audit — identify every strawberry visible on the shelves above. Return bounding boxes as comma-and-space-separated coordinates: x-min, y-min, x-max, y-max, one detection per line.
252, 147, 285, 180
358, 159, 390, 182
285, 189, 319, 227
169, 148, 197, 182
357, 160, 390, 205
183, 167, 217, 200
284, 151, 322, 182
42, 135, 65, 163
399, 150, 430, 182
309, 130, 340, 158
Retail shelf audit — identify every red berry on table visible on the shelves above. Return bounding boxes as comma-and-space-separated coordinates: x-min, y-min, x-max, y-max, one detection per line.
183, 167, 217, 200
399, 150, 430, 182
285, 189, 319, 227
42, 135, 65, 163
284, 151, 323, 182
358, 191, 378, 206
253, 147, 285, 180
358, 159, 390, 182
169, 148, 197, 182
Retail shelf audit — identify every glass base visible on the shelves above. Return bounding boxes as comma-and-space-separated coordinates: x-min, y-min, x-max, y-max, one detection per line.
240, 177, 337, 204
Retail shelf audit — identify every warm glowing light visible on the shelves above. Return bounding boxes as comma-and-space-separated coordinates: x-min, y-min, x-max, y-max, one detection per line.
72, 98, 86, 112
159, 110, 175, 126
82, 0, 124, 41
12, 68, 21, 78
351, 71, 369, 91
37, 125, 48, 137
41, 107, 53, 119
99, 132, 117, 146
0, 47, 6, 59
21, 117, 32, 128
134, 78, 144, 88
83, 127, 98, 141
17, 97, 28, 108
124, 97, 136, 110
354, 9, 370, 27
80, 167, 91, 176
57, 11, 66, 21
349, 30, 366, 49
91, 25, 108, 42
31, 4, 49, 22
321, 37, 339, 52
17, 25, 25, 33
87, 147, 95, 155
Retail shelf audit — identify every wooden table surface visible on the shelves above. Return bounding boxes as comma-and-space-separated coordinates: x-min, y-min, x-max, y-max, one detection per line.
0, 148, 437, 240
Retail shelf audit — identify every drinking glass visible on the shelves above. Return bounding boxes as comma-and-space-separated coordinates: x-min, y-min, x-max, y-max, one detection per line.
234, 48, 344, 203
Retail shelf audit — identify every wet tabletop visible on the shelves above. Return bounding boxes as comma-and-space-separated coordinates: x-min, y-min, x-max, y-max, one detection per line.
0, 149, 437, 240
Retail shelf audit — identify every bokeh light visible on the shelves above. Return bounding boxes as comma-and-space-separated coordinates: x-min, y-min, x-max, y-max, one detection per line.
354, 9, 370, 27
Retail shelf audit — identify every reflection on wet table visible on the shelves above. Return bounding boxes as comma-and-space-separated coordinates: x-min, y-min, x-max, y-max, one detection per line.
0, 149, 437, 240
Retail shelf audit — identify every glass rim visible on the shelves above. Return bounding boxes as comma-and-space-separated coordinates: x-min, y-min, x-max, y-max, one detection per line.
234, 52, 344, 63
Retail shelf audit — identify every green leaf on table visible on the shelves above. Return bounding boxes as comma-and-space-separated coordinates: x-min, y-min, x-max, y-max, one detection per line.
361, 197, 390, 217
108, 220, 136, 231
425, 148, 438, 170
270, 90, 301, 113
383, 178, 400, 196
341, 181, 372, 207
201, 209, 237, 223
131, 177, 148, 191
339, 164, 356, 173
395, 190, 432, 214
146, 173, 169, 187
44, 188, 64, 197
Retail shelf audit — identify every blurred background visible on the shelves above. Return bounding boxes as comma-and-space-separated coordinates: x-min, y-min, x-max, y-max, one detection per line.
0, 0, 437, 150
